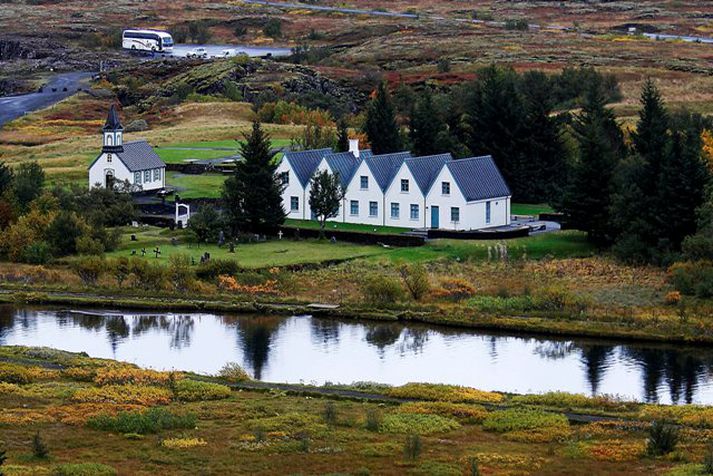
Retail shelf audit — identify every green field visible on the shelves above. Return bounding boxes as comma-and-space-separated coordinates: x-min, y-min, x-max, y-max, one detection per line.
511, 203, 554, 216
105, 227, 390, 268
285, 219, 410, 235
156, 139, 291, 164
167, 172, 226, 199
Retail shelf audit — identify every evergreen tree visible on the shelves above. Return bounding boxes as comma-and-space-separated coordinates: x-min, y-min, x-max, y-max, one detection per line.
222, 122, 285, 235
13, 162, 44, 212
309, 169, 345, 238
559, 81, 625, 245
409, 89, 449, 157
0, 161, 13, 197
364, 82, 402, 155
336, 120, 349, 153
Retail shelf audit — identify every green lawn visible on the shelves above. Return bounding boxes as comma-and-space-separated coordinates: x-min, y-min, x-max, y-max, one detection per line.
156, 139, 292, 165
511, 203, 554, 216
285, 219, 411, 235
167, 172, 226, 199
106, 227, 390, 268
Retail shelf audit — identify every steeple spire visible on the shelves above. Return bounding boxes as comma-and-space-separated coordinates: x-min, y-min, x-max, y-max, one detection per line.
102, 104, 124, 153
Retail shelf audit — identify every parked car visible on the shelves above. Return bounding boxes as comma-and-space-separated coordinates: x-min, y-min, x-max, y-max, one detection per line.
187, 47, 208, 58
220, 49, 234, 57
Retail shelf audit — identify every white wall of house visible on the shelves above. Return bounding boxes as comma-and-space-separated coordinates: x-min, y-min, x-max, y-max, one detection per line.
425, 167, 510, 230
88, 152, 131, 189
384, 162, 424, 228
131, 167, 165, 192
342, 161, 383, 226
277, 158, 309, 220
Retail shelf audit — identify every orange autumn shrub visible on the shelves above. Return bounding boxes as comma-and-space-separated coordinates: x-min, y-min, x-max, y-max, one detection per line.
94, 367, 181, 387
72, 385, 172, 406
0, 408, 54, 425
664, 291, 682, 306
431, 278, 476, 301
217, 275, 279, 295
586, 440, 645, 461
62, 367, 98, 382
0, 362, 59, 384
47, 403, 144, 425
387, 383, 503, 404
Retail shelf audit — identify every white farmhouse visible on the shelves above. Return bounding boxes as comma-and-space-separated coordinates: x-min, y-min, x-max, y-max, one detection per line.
278, 142, 512, 231
88, 105, 166, 192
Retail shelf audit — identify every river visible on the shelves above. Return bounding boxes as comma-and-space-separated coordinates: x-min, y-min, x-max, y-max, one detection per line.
2, 305, 713, 405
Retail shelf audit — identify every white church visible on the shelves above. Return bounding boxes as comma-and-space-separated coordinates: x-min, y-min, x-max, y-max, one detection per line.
276, 140, 512, 231
88, 105, 166, 192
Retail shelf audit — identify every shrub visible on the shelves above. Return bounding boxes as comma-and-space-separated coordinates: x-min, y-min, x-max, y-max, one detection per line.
398, 402, 487, 423
51, 463, 117, 476
387, 383, 503, 404
87, 407, 196, 434
218, 362, 251, 382
664, 291, 682, 305
399, 264, 430, 301
646, 420, 679, 456
0, 362, 32, 384
195, 259, 241, 280
432, 278, 475, 301
365, 408, 381, 432
22, 241, 52, 264
361, 274, 403, 306
72, 384, 172, 405
703, 444, 713, 474
381, 413, 460, 435
323, 401, 337, 426
32, 431, 49, 459
72, 256, 105, 286
174, 379, 231, 401
403, 434, 422, 461
168, 254, 194, 292
468, 457, 480, 476
161, 438, 207, 449
248, 412, 327, 437
94, 367, 176, 387
111, 257, 130, 287
669, 261, 713, 297
482, 408, 569, 434
263, 18, 282, 38
511, 392, 634, 412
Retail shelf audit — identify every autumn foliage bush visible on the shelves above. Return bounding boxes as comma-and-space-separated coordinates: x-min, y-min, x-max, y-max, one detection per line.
431, 278, 476, 301
387, 383, 503, 404
94, 367, 179, 387
397, 402, 488, 423
87, 407, 196, 434
380, 413, 460, 435
174, 379, 231, 401
71, 384, 172, 405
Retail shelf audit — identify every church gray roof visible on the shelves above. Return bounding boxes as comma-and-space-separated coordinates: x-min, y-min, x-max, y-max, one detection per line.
283, 148, 333, 187
103, 105, 123, 131
446, 155, 511, 201
404, 153, 453, 194
89, 140, 165, 172
324, 152, 362, 188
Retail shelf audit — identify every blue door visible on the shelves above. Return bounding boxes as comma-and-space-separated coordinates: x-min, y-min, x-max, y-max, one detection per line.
431, 206, 439, 229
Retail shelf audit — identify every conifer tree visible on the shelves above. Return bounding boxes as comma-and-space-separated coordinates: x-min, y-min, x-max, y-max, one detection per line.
336, 120, 349, 153
559, 81, 624, 245
364, 82, 402, 155
222, 121, 285, 235
409, 89, 449, 157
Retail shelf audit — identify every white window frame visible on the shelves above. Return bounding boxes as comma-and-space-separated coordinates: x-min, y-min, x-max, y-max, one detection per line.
486, 201, 492, 224
451, 207, 460, 223
360, 175, 369, 190
400, 179, 409, 193
134, 172, 142, 184
410, 204, 419, 221
369, 201, 378, 217
390, 202, 400, 219
442, 181, 450, 195
350, 200, 359, 216
154, 168, 161, 181
144, 170, 151, 182
290, 196, 299, 211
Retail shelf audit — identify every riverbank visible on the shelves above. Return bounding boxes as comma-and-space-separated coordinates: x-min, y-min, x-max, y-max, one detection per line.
0, 345, 709, 475
1, 285, 711, 347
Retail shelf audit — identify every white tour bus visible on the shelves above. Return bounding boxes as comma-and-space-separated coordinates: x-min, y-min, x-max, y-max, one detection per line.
122, 29, 174, 53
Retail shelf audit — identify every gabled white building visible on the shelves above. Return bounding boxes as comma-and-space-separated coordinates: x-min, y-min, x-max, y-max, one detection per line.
277, 142, 511, 230
88, 106, 166, 192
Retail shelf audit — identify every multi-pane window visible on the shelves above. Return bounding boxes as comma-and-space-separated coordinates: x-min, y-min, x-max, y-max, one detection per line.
451, 207, 460, 223
360, 176, 368, 189
486, 201, 492, 224
401, 179, 409, 192
107, 153, 112, 163
279, 172, 289, 185
134, 172, 142, 184
442, 181, 450, 195
390, 202, 400, 219
369, 201, 378, 217
154, 169, 161, 181
290, 196, 299, 211
144, 170, 151, 182
410, 204, 419, 220
350, 200, 359, 216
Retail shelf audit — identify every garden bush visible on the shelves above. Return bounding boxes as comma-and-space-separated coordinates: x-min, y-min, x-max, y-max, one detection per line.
361, 274, 404, 306
87, 407, 196, 434
381, 413, 460, 435
174, 379, 231, 401
218, 362, 251, 382
51, 463, 117, 476
669, 261, 713, 297
387, 383, 503, 404
72, 384, 172, 405
399, 264, 430, 301
71, 256, 105, 286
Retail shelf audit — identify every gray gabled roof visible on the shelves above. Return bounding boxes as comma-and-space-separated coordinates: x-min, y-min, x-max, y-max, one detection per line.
364, 151, 412, 191
88, 140, 165, 172
283, 148, 333, 187
359, 149, 373, 159
324, 152, 362, 188
405, 153, 453, 194
446, 155, 511, 202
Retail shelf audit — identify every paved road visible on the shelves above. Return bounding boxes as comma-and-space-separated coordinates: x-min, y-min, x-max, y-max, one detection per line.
132, 44, 291, 60
0, 71, 93, 129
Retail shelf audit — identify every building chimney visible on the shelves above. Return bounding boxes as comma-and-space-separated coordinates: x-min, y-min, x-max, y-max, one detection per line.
349, 139, 360, 158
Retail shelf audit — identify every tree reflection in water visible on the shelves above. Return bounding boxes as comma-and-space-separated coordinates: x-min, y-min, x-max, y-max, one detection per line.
221, 315, 285, 380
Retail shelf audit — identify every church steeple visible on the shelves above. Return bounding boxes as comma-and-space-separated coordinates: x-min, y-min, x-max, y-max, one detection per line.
102, 105, 124, 153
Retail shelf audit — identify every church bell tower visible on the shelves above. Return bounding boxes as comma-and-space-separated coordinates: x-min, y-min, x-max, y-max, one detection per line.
102, 104, 124, 153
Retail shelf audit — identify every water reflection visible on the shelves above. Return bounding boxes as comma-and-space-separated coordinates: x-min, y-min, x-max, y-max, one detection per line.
3, 305, 713, 404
